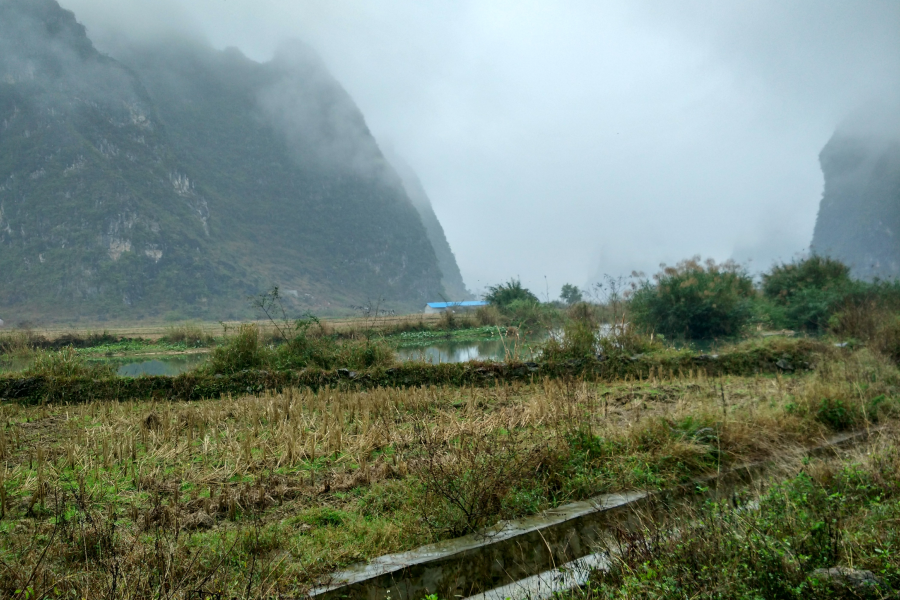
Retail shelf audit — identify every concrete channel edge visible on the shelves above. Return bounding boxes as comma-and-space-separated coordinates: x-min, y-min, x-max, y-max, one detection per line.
309, 428, 880, 600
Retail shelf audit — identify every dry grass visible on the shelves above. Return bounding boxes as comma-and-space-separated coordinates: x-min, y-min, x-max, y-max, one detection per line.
9, 314, 451, 345
0, 349, 896, 597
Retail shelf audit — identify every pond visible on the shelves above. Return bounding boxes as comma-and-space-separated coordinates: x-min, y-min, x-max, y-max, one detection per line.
396, 338, 542, 364
0, 353, 209, 377
116, 354, 209, 376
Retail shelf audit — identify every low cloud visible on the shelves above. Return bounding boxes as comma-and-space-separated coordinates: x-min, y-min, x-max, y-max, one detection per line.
61, 0, 900, 295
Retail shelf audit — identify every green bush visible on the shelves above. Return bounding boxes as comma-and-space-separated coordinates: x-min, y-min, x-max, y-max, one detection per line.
763, 255, 851, 301
541, 319, 597, 362
630, 258, 755, 340
762, 256, 854, 331
484, 279, 539, 308
815, 398, 861, 431
542, 303, 660, 362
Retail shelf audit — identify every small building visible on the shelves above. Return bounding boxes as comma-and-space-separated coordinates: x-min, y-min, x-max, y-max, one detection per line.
424, 300, 488, 314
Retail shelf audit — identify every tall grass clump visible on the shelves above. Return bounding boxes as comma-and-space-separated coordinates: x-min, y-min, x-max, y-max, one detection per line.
205, 320, 394, 375
542, 301, 659, 362
830, 306, 900, 364
206, 324, 271, 374
24, 347, 115, 378
474, 304, 503, 326
631, 257, 755, 340
159, 322, 215, 346
483, 278, 561, 330
0, 330, 36, 356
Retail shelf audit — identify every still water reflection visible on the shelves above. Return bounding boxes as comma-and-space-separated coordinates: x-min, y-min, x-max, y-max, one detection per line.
396, 339, 541, 364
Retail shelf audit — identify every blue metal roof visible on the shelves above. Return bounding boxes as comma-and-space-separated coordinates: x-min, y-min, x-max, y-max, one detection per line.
426, 301, 488, 308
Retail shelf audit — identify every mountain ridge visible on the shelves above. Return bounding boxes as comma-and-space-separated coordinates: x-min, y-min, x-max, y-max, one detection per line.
811, 103, 900, 280
0, 0, 465, 323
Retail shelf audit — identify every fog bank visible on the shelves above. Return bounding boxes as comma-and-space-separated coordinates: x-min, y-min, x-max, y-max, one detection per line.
62, 0, 900, 298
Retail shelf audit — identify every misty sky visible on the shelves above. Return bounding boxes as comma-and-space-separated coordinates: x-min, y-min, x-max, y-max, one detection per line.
62, 0, 900, 300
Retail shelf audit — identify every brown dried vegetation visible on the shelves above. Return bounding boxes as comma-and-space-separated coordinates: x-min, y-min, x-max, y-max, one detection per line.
0, 347, 896, 597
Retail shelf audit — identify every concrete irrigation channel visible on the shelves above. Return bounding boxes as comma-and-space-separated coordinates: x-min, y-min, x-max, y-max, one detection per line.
309, 428, 881, 600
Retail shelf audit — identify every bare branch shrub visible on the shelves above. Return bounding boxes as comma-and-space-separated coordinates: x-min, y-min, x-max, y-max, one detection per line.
416, 428, 552, 538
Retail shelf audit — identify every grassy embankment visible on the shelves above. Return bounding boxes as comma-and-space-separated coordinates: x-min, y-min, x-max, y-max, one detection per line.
0, 312, 528, 374
0, 339, 896, 598
564, 433, 900, 599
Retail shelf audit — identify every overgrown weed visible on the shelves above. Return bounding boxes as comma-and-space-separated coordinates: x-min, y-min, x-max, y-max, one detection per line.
567, 435, 900, 599
159, 322, 215, 347
24, 347, 115, 378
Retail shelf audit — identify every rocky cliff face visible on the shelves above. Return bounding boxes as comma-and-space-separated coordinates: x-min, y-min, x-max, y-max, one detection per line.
383, 150, 471, 300
811, 106, 900, 280
0, 0, 460, 322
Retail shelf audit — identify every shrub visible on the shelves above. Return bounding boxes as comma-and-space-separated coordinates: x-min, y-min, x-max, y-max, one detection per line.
815, 398, 860, 431
762, 256, 854, 331
763, 255, 851, 301
206, 324, 270, 375
206, 319, 395, 374
630, 257, 755, 340
0, 331, 36, 356
542, 303, 660, 362
274, 315, 394, 370
567, 302, 599, 329
874, 317, 900, 363
484, 279, 539, 308
827, 282, 900, 362
417, 430, 549, 537
436, 309, 475, 331
332, 339, 395, 370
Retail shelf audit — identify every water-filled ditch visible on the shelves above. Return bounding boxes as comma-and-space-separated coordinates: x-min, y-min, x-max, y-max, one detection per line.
0, 337, 545, 377
0, 328, 755, 377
